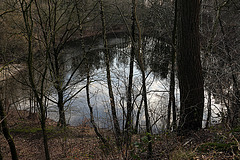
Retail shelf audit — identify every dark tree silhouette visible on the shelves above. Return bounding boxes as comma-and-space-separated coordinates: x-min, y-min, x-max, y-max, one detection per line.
0, 99, 18, 160
177, 0, 204, 132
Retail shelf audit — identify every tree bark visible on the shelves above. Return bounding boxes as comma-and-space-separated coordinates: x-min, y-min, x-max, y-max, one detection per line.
167, 0, 177, 131
177, 0, 204, 132
0, 100, 18, 160
57, 90, 66, 128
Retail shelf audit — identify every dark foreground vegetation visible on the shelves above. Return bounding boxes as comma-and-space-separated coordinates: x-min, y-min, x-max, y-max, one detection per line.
0, 110, 240, 159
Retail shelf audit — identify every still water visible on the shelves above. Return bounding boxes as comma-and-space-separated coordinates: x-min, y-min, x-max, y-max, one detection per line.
38, 35, 224, 132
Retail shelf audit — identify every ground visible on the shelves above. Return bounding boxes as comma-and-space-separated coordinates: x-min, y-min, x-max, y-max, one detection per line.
1, 110, 240, 159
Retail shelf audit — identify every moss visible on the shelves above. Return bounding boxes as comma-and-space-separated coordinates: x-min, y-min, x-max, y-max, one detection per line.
198, 142, 237, 153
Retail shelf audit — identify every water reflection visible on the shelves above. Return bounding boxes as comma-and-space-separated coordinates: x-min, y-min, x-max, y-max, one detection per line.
46, 35, 224, 133
47, 35, 173, 132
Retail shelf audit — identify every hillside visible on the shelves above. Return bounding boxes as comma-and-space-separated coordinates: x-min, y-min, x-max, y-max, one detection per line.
1, 110, 240, 160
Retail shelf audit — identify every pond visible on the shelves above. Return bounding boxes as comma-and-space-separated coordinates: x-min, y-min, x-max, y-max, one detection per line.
17, 33, 225, 133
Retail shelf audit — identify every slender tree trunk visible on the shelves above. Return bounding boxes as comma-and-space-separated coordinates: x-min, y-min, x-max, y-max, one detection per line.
86, 66, 109, 147
134, 96, 143, 133
142, 70, 152, 159
167, 93, 172, 130
20, 1, 50, 159
79, 22, 109, 147
0, 100, 18, 160
98, 0, 121, 147
205, 91, 211, 128
167, 63, 176, 131
39, 110, 50, 160
124, 0, 136, 148
134, 13, 152, 160
177, 0, 204, 132
167, 0, 177, 131
29, 90, 32, 117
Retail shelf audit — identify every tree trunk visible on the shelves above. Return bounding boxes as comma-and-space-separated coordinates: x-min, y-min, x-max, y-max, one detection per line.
134, 2, 152, 157
86, 66, 109, 147
167, 0, 177, 131
205, 91, 211, 128
171, 0, 177, 131
125, 0, 136, 146
99, 0, 121, 147
40, 112, 50, 160
0, 100, 18, 160
134, 96, 143, 133
142, 70, 152, 159
57, 90, 66, 128
177, 0, 204, 132
134, 19, 152, 160
20, 1, 51, 158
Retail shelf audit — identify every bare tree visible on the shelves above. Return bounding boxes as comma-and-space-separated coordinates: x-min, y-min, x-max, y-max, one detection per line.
134, 2, 153, 158
98, 0, 122, 147
167, 0, 177, 131
33, 0, 91, 128
124, 0, 136, 150
201, 0, 240, 128
18, 0, 50, 159
0, 67, 18, 160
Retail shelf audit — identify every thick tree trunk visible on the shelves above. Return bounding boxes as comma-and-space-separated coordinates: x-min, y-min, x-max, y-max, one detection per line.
54, 50, 66, 128
177, 0, 204, 132
57, 90, 66, 128
0, 100, 18, 160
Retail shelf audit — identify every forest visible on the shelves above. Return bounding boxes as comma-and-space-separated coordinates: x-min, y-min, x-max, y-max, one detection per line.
0, 0, 240, 159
